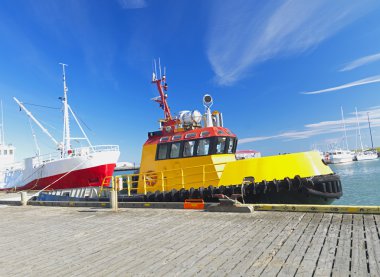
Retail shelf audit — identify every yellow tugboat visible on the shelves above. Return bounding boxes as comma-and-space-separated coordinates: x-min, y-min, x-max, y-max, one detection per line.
120, 69, 342, 204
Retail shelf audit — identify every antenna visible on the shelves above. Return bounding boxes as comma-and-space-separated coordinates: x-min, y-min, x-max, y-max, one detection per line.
158, 58, 162, 79
154, 59, 157, 80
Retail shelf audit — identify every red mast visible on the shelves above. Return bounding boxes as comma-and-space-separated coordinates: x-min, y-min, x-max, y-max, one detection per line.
152, 75, 172, 121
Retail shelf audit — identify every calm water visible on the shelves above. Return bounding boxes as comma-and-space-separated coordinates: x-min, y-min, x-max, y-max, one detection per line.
331, 159, 380, 206
115, 160, 380, 206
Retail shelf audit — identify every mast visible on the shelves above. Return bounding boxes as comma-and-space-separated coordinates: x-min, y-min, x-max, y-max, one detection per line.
341, 107, 349, 150
367, 112, 374, 150
152, 60, 172, 121
60, 63, 71, 155
355, 107, 364, 151
0, 100, 4, 145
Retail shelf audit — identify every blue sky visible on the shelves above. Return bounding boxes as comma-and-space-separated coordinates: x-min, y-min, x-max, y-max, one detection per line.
1, 0, 380, 163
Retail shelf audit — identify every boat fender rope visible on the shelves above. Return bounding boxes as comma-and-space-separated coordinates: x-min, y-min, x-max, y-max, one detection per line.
273, 179, 279, 193
263, 180, 268, 194
285, 177, 292, 191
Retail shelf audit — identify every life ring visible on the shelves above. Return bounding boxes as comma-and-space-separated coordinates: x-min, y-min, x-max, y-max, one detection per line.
145, 171, 158, 187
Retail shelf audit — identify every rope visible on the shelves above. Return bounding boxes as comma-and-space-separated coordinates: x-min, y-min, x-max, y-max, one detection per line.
32, 157, 91, 197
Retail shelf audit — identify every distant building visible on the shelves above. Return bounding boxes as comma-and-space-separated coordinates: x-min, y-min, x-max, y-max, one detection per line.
235, 150, 261, 160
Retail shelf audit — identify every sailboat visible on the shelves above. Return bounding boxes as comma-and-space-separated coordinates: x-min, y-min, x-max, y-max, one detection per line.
0, 64, 120, 191
327, 107, 354, 164
354, 108, 378, 161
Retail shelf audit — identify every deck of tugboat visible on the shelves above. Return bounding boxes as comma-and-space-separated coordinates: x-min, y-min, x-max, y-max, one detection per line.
0, 205, 379, 276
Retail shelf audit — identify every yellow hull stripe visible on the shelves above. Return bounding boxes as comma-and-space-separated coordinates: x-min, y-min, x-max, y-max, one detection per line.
252, 204, 380, 214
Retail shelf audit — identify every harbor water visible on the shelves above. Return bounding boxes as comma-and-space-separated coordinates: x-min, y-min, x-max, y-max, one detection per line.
331, 159, 380, 206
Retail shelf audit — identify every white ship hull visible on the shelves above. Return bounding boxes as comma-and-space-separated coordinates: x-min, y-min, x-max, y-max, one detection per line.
1, 146, 120, 191
355, 152, 378, 161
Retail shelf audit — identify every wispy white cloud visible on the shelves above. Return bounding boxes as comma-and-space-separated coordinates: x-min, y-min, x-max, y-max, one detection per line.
340, 52, 380, 72
301, 75, 380, 95
207, 0, 376, 85
239, 106, 380, 144
118, 0, 147, 9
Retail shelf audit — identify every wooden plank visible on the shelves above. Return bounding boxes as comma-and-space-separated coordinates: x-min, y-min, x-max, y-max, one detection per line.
275, 213, 323, 277
331, 214, 352, 276
244, 213, 311, 276
259, 213, 318, 277
192, 215, 279, 277
313, 213, 342, 277
205, 216, 282, 277
152, 215, 250, 276
350, 214, 370, 276
227, 213, 306, 276
97, 212, 244, 276
278, 213, 329, 277
363, 215, 380, 276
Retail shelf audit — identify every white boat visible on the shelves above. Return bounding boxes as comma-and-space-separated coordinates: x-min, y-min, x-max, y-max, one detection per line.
0, 64, 120, 191
355, 150, 378, 161
327, 149, 354, 164
353, 108, 378, 161
327, 107, 354, 164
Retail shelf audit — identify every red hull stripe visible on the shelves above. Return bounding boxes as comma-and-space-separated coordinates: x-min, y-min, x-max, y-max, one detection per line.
2, 163, 116, 191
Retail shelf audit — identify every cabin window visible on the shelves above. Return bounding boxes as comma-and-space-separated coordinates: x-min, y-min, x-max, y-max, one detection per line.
216, 137, 227, 154
200, 131, 210, 137
157, 144, 169, 160
0, 150, 1, 155
217, 130, 224, 135
183, 140, 195, 157
196, 138, 210, 156
185, 133, 196, 139
3, 150, 7, 155
9, 150, 13, 155
169, 142, 181, 158
172, 135, 182, 141
160, 136, 169, 142
227, 138, 235, 154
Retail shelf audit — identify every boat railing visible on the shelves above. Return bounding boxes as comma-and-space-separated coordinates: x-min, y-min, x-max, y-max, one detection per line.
87, 145, 120, 153
27, 145, 120, 164
113, 161, 228, 196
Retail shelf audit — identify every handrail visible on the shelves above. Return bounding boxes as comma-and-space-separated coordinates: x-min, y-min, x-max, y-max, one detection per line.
115, 161, 228, 195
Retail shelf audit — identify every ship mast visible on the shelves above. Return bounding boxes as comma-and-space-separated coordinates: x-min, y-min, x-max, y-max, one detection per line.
60, 63, 71, 156
341, 106, 349, 150
355, 107, 364, 151
152, 59, 172, 121
367, 112, 374, 150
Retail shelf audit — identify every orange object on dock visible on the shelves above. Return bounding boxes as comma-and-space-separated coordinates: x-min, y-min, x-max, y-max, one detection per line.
184, 199, 205, 210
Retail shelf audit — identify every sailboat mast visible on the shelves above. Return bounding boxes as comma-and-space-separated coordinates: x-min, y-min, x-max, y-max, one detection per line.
60, 63, 71, 155
367, 112, 374, 150
355, 107, 364, 151
341, 107, 349, 150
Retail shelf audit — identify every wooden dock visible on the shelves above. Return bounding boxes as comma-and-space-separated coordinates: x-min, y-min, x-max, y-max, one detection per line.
0, 206, 379, 276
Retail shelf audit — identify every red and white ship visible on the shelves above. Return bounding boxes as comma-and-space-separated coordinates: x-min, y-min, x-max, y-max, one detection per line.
0, 64, 120, 191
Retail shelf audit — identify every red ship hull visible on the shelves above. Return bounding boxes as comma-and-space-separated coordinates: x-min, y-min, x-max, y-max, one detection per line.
2, 163, 116, 191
